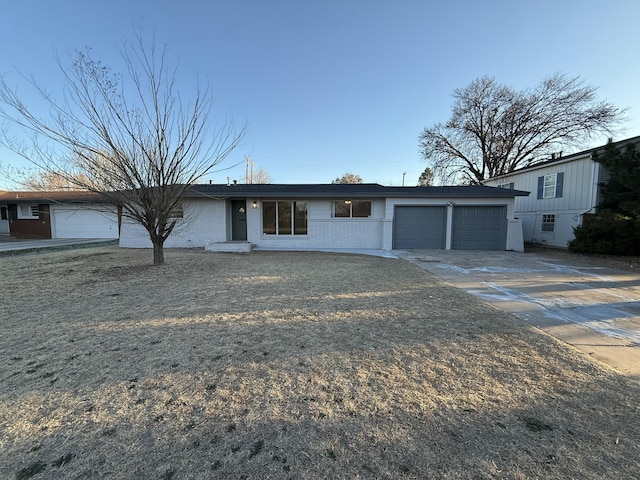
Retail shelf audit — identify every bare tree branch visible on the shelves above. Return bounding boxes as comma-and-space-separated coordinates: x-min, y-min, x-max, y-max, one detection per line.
0, 32, 244, 264
419, 74, 624, 184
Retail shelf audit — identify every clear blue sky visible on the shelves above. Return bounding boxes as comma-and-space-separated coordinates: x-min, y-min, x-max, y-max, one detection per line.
1, 0, 639, 188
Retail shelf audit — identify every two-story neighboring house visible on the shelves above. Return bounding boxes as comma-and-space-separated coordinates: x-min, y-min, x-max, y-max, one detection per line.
483, 135, 640, 248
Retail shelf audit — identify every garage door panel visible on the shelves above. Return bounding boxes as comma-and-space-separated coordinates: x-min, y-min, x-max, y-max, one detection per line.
393, 206, 445, 249
452, 206, 506, 250
51, 206, 118, 239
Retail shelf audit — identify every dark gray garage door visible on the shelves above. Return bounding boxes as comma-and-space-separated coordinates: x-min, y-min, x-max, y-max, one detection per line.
452, 206, 506, 250
393, 206, 446, 249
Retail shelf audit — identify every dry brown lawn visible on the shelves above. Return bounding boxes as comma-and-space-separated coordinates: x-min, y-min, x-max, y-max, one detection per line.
1, 246, 639, 479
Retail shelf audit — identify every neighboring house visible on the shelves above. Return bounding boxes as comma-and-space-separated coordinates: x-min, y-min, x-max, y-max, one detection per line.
0, 190, 119, 239
483, 135, 640, 248
119, 183, 529, 252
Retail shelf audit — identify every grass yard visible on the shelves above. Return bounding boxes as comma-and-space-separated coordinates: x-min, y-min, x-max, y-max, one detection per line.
1, 246, 639, 479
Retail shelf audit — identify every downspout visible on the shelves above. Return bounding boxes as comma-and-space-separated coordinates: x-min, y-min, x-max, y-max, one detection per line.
580, 154, 599, 225
588, 154, 598, 213
445, 202, 454, 250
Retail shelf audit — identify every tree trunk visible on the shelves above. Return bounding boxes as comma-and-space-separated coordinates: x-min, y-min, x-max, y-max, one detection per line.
152, 239, 165, 266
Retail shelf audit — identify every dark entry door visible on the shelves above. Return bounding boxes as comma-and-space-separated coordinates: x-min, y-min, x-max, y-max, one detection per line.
231, 200, 247, 241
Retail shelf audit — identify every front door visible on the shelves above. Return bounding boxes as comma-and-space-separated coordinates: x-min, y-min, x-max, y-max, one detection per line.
231, 200, 247, 241
0, 205, 8, 234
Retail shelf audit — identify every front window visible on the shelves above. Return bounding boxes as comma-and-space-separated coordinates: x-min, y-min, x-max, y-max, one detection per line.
543, 174, 557, 198
168, 203, 184, 218
263, 201, 307, 235
541, 214, 555, 232
332, 200, 371, 218
17, 204, 39, 219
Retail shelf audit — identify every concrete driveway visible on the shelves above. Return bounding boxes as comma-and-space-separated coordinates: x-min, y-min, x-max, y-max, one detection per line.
397, 249, 640, 380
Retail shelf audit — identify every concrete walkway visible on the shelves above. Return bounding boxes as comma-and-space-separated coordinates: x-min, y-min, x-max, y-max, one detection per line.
397, 249, 640, 380
0, 236, 116, 253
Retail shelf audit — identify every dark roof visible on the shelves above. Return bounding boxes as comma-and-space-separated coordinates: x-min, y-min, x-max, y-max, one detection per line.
486, 134, 640, 181
0, 183, 529, 204
187, 183, 529, 198
0, 190, 110, 204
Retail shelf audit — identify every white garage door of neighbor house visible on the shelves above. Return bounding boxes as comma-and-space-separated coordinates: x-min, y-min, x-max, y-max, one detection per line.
393, 206, 446, 249
452, 206, 506, 250
51, 206, 119, 239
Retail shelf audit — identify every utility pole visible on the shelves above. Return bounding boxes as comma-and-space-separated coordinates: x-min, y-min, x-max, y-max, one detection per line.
245, 156, 255, 184
402, 171, 406, 186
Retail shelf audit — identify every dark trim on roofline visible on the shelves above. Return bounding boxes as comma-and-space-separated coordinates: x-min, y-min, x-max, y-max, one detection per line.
0, 190, 111, 204
0, 183, 529, 204
186, 183, 529, 199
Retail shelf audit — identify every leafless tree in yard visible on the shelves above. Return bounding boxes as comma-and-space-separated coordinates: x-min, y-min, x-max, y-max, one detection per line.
419, 73, 624, 184
0, 32, 244, 265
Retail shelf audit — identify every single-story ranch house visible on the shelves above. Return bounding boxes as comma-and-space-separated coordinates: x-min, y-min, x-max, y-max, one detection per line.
1, 183, 530, 251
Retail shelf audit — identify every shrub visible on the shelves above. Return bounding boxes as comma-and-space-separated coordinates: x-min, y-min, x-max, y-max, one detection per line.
569, 214, 640, 255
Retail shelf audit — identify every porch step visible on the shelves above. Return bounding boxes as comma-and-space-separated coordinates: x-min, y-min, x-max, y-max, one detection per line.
204, 241, 253, 253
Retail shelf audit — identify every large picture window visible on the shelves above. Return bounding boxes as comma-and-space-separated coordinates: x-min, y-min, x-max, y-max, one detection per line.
263, 201, 307, 235
332, 200, 371, 218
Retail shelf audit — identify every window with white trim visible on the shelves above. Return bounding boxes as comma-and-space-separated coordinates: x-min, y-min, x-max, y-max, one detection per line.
17, 204, 40, 219
537, 172, 564, 199
543, 174, 556, 198
332, 200, 371, 218
541, 214, 555, 232
262, 201, 307, 235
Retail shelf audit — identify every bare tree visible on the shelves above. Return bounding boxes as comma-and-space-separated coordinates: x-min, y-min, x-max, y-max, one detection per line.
331, 172, 363, 184
417, 167, 434, 186
243, 166, 271, 184
253, 167, 272, 184
0, 33, 244, 265
22, 170, 88, 191
419, 74, 623, 184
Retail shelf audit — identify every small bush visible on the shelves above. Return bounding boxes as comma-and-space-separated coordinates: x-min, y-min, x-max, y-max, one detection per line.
569, 214, 640, 255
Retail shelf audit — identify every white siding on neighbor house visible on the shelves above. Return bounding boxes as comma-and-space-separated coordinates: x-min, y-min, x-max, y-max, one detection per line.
50, 205, 118, 239
119, 199, 227, 248
484, 154, 599, 248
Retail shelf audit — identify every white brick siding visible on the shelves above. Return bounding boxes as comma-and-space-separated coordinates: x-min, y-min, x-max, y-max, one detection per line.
119, 199, 227, 248
248, 199, 385, 249
119, 195, 521, 251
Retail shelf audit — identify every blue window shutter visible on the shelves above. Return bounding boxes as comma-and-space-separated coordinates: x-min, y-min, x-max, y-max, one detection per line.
537, 176, 544, 199
555, 172, 564, 198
